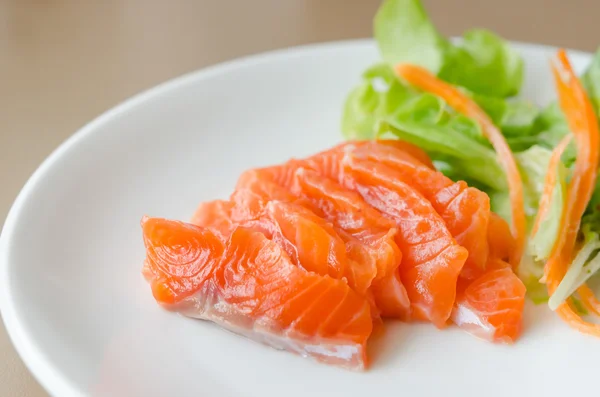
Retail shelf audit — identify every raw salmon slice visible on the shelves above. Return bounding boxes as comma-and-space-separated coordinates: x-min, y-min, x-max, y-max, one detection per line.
142, 217, 373, 369
301, 148, 468, 327
337, 141, 492, 280
359, 139, 436, 169
342, 160, 468, 327
232, 174, 399, 319
238, 184, 380, 294
192, 191, 382, 322
237, 167, 410, 318
190, 199, 237, 237
142, 216, 224, 305
238, 169, 400, 278
451, 259, 526, 343
191, 191, 361, 291
285, 169, 409, 319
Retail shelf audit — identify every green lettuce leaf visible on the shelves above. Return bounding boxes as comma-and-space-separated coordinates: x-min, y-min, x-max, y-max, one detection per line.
343, 62, 507, 190
488, 145, 565, 228
474, 94, 539, 137
516, 146, 565, 226
440, 30, 524, 97
518, 255, 549, 304
528, 103, 576, 163
374, 0, 523, 98
341, 84, 380, 140
341, 64, 415, 140
524, 148, 568, 261
374, 0, 448, 74
342, 62, 507, 190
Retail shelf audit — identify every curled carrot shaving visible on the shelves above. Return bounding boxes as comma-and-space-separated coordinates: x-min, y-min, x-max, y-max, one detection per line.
545, 50, 600, 289
530, 134, 572, 238
395, 64, 526, 268
556, 304, 600, 335
577, 284, 600, 316
544, 49, 600, 335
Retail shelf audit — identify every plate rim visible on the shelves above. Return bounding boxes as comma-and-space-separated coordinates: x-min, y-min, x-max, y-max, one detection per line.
0, 38, 593, 397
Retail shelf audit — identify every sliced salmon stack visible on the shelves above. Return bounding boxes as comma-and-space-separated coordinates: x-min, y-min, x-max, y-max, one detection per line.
237, 166, 410, 319
231, 178, 388, 320
339, 145, 522, 335
353, 142, 523, 340
373, 139, 436, 169
142, 216, 372, 369
451, 258, 526, 343
142, 138, 527, 370
317, 141, 492, 280
238, 168, 400, 280
324, 139, 436, 170
191, 191, 364, 292
339, 158, 469, 327
294, 147, 466, 327
190, 199, 237, 237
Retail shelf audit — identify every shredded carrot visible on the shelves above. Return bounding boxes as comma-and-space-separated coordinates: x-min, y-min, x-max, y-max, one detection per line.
395, 64, 526, 268
556, 303, 600, 335
530, 134, 572, 238
544, 49, 600, 335
545, 50, 600, 289
577, 284, 600, 316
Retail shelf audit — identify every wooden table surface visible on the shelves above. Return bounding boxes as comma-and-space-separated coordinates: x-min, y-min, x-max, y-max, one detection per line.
1, 0, 598, 395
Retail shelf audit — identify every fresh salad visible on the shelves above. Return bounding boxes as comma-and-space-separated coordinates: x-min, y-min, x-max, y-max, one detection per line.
342, 0, 600, 333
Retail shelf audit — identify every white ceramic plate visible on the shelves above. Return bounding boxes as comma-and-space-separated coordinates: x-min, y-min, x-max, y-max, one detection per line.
1, 40, 598, 397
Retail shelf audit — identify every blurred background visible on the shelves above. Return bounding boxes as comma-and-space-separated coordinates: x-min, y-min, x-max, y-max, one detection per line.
0, 0, 598, 395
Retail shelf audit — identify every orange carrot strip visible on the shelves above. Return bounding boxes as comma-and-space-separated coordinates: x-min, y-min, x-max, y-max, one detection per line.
530, 134, 572, 238
545, 50, 600, 290
556, 303, 600, 335
544, 49, 600, 335
395, 64, 526, 268
577, 284, 600, 316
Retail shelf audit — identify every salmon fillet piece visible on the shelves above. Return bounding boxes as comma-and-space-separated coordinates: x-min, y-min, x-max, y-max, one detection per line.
191, 190, 370, 294
237, 166, 409, 319
322, 141, 492, 280
452, 259, 526, 343
300, 149, 468, 327
142, 217, 373, 369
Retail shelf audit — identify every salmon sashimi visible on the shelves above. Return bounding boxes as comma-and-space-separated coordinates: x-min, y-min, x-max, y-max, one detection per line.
190, 199, 237, 237
325, 139, 435, 170
237, 167, 410, 318
230, 176, 390, 320
341, 159, 469, 327
300, 148, 468, 327
191, 191, 366, 292
142, 217, 373, 369
364, 139, 436, 169
286, 169, 409, 318
330, 141, 492, 280
241, 168, 400, 280
451, 259, 526, 343
192, 191, 382, 322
